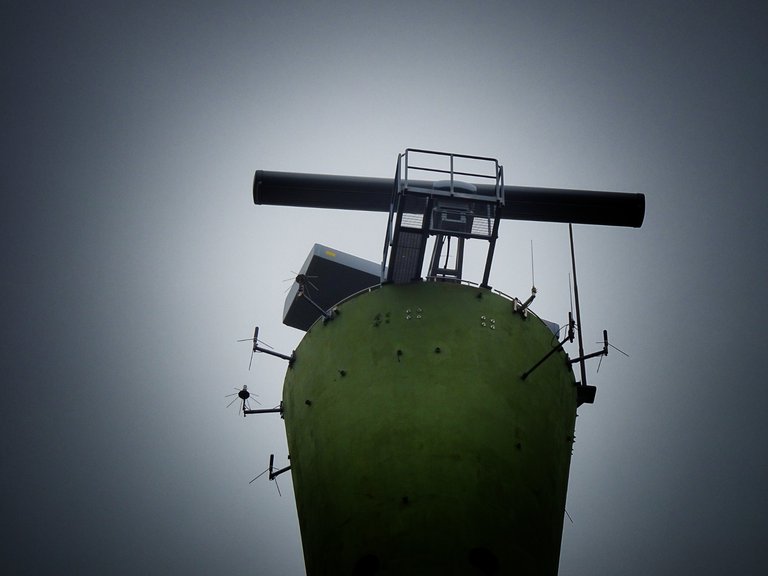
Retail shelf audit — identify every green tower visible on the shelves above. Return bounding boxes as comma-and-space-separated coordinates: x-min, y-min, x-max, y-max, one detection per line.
249, 150, 645, 575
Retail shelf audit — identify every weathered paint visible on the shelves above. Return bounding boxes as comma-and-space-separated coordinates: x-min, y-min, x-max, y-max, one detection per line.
283, 282, 577, 575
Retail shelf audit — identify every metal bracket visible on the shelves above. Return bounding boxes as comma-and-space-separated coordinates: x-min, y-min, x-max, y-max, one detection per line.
513, 286, 537, 317
239, 326, 295, 367
244, 401, 284, 418
250, 454, 292, 496
570, 329, 608, 366
297, 284, 335, 323
521, 313, 575, 380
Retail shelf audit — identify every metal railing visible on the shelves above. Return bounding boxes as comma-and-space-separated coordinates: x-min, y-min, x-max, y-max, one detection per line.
398, 148, 504, 204
381, 148, 505, 287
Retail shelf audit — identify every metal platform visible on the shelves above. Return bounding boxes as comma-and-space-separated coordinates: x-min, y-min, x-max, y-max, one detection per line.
382, 149, 504, 286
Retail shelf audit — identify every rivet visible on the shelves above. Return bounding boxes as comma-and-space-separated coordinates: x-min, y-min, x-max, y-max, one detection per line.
416, 314, 422, 319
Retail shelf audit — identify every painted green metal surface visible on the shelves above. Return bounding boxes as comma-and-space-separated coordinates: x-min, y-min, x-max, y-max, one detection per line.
283, 282, 577, 575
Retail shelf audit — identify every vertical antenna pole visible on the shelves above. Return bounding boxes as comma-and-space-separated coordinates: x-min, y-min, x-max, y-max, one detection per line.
569, 224, 587, 387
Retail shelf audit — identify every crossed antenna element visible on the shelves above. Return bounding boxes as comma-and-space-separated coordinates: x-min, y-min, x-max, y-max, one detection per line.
237, 326, 294, 369
249, 454, 291, 497
596, 337, 630, 373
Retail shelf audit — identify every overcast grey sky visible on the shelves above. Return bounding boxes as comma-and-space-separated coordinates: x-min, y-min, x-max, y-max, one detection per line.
2, 1, 767, 574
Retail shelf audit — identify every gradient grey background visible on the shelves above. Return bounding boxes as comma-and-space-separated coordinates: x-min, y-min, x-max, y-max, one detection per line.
2, 1, 767, 574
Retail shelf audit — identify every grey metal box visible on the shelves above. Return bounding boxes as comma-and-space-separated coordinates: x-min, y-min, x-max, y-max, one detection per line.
283, 244, 382, 331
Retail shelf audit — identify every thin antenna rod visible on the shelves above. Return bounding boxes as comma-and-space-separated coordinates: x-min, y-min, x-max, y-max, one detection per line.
530, 240, 535, 288
569, 224, 587, 388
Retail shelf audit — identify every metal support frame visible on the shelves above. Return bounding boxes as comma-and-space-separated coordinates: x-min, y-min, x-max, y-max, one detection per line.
249, 453, 292, 496
267, 453, 291, 480
383, 149, 504, 286
569, 330, 609, 366
428, 234, 465, 281
255, 345, 293, 363
244, 401, 285, 416
481, 202, 503, 288
239, 326, 295, 369
297, 285, 334, 323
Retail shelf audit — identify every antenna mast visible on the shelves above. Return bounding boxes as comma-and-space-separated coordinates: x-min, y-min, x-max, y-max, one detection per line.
569, 223, 587, 387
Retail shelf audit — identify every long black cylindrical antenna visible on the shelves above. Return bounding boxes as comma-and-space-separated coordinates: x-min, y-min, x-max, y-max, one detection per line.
254, 170, 645, 228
